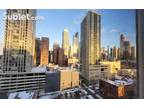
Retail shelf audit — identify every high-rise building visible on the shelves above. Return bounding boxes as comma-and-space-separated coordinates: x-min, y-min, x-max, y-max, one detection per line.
123, 40, 131, 60
53, 42, 60, 50
110, 47, 113, 58
80, 11, 101, 83
73, 32, 79, 58
131, 46, 136, 60
101, 47, 107, 60
136, 9, 144, 98
107, 45, 110, 59
49, 49, 53, 63
120, 34, 126, 59
53, 43, 60, 64
34, 38, 41, 66
0, 9, 46, 93
62, 29, 70, 57
3, 9, 36, 72
58, 48, 65, 66
113, 46, 117, 59
40, 37, 49, 66
69, 46, 73, 58
120, 34, 131, 60
117, 48, 121, 60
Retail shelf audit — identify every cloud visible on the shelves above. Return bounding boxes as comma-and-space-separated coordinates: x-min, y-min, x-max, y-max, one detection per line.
110, 29, 118, 33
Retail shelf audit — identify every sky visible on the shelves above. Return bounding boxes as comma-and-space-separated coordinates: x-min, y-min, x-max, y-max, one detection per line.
0, 9, 136, 54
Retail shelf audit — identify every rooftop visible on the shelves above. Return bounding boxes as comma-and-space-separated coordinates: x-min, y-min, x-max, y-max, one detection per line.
8, 91, 35, 99
102, 77, 134, 86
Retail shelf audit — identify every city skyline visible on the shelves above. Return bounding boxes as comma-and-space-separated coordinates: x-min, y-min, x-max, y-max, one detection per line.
0, 9, 137, 99
0, 9, 136, 55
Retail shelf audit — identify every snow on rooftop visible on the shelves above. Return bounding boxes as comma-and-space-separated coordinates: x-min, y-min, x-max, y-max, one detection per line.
8, 92, 17, 99
8, 91, 35, 99
32, 65, 75, 74
95, 94, 103, 99
32, 66, 56, 73
32, 66, 48, 73
87, 95, 94, 99
115, 75, 123, 80
114, 80, 128, 85
103, 77, 134, 86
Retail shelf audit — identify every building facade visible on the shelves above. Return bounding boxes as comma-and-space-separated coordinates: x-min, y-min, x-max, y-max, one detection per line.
123, 40, 131, 59
40, 37, 49, 66
120, 34, 131, 60
34, 38, 41, 66
100, 61, 121, 75
73, 32, 79, 58
80, 11, 101, 83
49, 50, 53, 63
58, 48, 65, 67
99, 79, 135, 99
1, 9, 47, 93
117, 48, 121, 60
131, 46, 136, 60
112, 46, 118, 59
120, 34, 126, 59
62, 29, 70, 57
45, 70, 79, 92
53, 43, 60, 64
0, 72, 46, 93
3, 9, 36, 72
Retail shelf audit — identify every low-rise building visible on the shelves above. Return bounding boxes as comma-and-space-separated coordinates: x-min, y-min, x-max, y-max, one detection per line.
84, 63, 119, 83
100, 61, 120, 77
0, 72, 46, 93
82, 61, 120, 84
117, 69, 136, 78
68, 57, 79, 65
45, 69, 79, 92
99, 78, 135, 99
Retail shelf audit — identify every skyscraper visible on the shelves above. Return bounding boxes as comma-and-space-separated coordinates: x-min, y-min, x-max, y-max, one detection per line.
73, 32, 79, 58
69, 46, 73, 58
40, 37, 49, 66
53, 42, 60, 50
136, 9, 144, 98
58, 48, 65, 66
3, 9, 36, 72
120, 34, 131, 60
0, 9, 46, 93
123, 40, 131, 60
49, 49, 53, 63
117, 48, 121, 60
62, 29, 70, 57
131, 46, 136, 60
53, 43, 60, 64
110, 47, 113, 58
113, 46, 118, 59
80, 11, 101, 84
34, 38, 41, 66
120, 34, 126, 59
